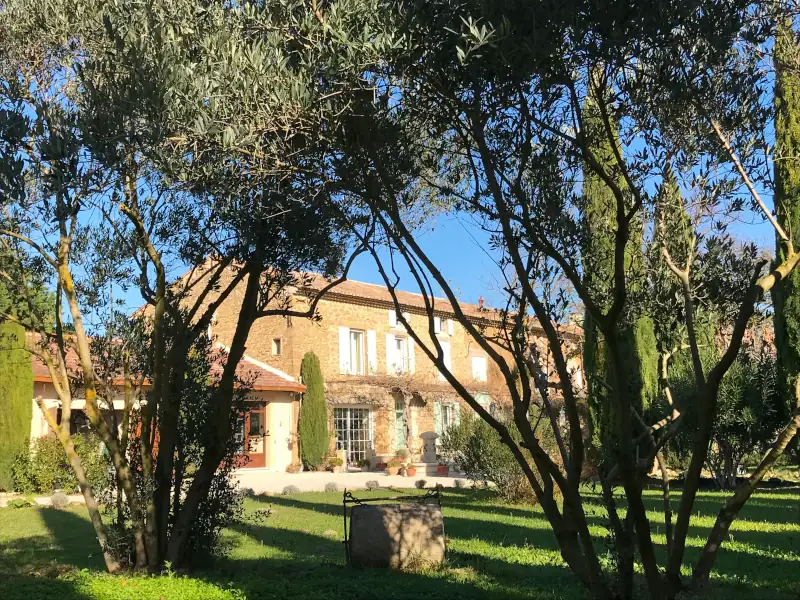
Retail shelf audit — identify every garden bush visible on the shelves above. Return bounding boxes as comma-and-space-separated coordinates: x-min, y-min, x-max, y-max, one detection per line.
11, 434, 110, 495
324, 482, 339, 493
282, 485, 301, 495
439, 413, 546, 504
414, 479, 426, 489
365, 480, 379, 491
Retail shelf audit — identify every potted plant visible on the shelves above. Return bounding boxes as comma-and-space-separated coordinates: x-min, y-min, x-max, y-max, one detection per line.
436, 462, 449, 476
409, 443, 423, 463
356, 458, 371, 472
386, 456, 403, 476
405, 464, 417, 477
327, 456, 344, 473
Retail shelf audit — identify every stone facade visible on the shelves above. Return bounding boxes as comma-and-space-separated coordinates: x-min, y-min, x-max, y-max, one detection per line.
189, 268, 581, 465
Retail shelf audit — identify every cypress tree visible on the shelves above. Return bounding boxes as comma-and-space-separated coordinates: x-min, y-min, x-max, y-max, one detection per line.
581, 81, 658, 464
773, 21, 800, 401
0, 321, 33, 491
298, 351, 329, 469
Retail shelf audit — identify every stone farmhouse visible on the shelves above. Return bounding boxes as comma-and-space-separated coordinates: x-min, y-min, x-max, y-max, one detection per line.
198, 269, 584, 471
24, 267, 583, 475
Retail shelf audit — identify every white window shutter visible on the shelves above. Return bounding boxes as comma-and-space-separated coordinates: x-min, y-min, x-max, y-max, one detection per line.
447, 319, 454, 336
434, 316, 441, 334
472, 356, 487, 382
453, 402, 461, 426
338, 327, 351, 374
388, 310, 397, 328
402, 312, 411, 329
367, 330, 377, 375
408, 337, 415, 374
386, 333, 396, 375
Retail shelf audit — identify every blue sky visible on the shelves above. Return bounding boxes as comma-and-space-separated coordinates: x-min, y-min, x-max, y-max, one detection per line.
114, 199, 777, 317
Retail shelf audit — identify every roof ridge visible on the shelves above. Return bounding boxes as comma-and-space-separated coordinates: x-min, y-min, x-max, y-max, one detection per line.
299, 271, 492, 312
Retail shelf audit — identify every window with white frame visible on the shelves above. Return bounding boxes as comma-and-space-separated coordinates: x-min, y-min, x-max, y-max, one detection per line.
338, 328, 366, 375
394, 336, 408, 374
433, 316, 442, 334
471, 355, 488, 382
387, 333, 414, 375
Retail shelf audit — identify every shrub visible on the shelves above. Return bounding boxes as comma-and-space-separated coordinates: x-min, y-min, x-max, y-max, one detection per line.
7, 498, 33, 508
356, 458, 371, 469
50, 492, 69, 508
414, 479, 426, 489
12, 434, 110, 495
439, 413, 538, 504
395, 448, 409, 461
282, 485, 301, 495
388, 456, 404, 468
324, 482, 339, 493
286, 462, 302, 474
453, 478, 465, 489
299, 352, 328, 470
365, 480, 379, 491
327, 457, 344, 467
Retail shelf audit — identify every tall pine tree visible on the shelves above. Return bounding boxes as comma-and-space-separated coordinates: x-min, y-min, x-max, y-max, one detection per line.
581, 78, 658, 466
299, 351, 329, 469
0, 321, 33, 490
773, 21, 800, 400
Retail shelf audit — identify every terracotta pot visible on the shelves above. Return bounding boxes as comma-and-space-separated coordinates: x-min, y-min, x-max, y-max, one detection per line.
436, 465, 449, 476
386, 466, 401, 476
405, 467, 417, 477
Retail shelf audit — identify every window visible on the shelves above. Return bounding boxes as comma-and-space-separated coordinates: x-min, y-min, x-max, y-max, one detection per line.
334, 407, 373, 463
434, 400, 460, 435
442, 404, 456, 428
271, 338, 282, 355
389, 309, 410, 330
387, 333, 414, 375
471, 355, 487, 382
349, 329, 365, 375
447, 319, 455, 336
234, 416, 245, 454
433, 316, 442, 334
69, 410, 91, 435
394, 336, 408, 374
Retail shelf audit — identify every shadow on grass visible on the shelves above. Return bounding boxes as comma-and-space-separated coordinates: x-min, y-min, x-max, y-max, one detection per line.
0, 573, 92, 600
0, 507, 103, 575
217, 517, 582, 600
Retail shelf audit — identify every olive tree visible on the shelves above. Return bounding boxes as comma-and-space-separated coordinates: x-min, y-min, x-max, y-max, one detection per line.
0, 0, 380, 570
328, 1, 800, 598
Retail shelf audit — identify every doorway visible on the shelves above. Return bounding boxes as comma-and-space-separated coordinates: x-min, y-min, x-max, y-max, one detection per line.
333, 407, 372, 464
245, 405, 266, 468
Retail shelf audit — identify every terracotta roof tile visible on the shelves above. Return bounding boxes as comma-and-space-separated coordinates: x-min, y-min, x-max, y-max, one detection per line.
28, 334, 302, 393
298, 272, 502, 321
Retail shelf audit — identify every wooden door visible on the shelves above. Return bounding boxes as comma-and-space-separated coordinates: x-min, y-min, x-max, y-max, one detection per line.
245, 406, 266, 468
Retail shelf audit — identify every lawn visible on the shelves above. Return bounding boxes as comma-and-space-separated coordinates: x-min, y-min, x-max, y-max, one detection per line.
0, 487, 798, 599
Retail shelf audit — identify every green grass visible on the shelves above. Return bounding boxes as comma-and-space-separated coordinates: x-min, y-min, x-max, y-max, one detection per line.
0, 487, 798, 599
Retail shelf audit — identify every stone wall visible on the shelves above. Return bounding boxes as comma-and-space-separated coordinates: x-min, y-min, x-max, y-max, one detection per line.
184, 267, 578, 462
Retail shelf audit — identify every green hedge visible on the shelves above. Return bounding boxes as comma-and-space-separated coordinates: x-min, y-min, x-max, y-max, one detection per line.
11, 433, 110, 495
0, 321, 33, 491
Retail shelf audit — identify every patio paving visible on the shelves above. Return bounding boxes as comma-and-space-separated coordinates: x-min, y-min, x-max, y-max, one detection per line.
233, 469, 469, 494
